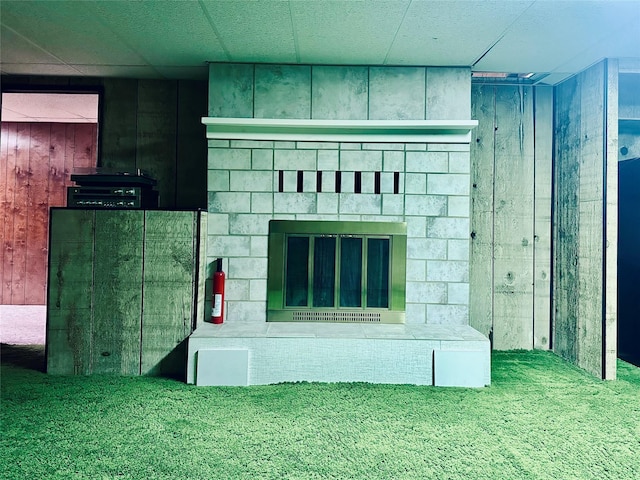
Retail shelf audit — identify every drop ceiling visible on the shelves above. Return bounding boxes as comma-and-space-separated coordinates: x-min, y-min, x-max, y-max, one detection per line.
1, 0, 639, 85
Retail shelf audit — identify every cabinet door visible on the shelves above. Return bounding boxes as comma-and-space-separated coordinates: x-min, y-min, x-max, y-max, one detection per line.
140, 211, 197, 376
92, 210, 144, 374
47, 209, 95, 374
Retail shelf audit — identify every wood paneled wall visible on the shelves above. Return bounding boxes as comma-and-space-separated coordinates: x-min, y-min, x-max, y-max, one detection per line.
553, 59, 618, 380
1, 122, 97, 305
2, 75, 208, 210
469, 84, 553, 350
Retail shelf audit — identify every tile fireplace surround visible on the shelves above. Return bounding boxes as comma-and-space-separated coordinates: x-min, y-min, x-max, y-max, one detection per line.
186, 63, 490, 387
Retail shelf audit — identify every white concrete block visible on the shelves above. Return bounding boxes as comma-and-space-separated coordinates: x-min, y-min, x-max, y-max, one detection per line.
208, 235, 251, 257
317, 193, 339, 214
274, 149, 317, 170
383, 151, 405, 171
208, 148, 251, 170
230, 171, 272, 192
317, 150, 339, 171
252, 149, 274, 170
225, 279, 250, 301
406, 281, 447, 303
206, 214, 229, 235
227, 301, 267, 322
427, 304, 469, 325
405, 173, 426, 194
208, 170, 230, 192
274, 193, 316, 214
406, 216, 426, 238
251, 236, 268, 257
229, 214, 271, 235
229, 258, 268, 279
404, 195, 447, 216
340, 150, 382, 172
426, 260, 469, 282
251, 193, 273, 214
427, 217, 470, 239
231, 140, 274, 149
321, 171, 337, 194
427, 174, 470, 195
448, 283, 470, 305
447, 239, 470, 261
209, 192, 251, 213
369, 66, 425, 120
448, 152, 471, 173
382, 195, 404, 215
407, 238, 447, 260
282, 170, 298, 193
254, 64, 311, 119
339, 194, 381, 215
406, 152, 448, 173
303, 171, 316, 192
447, 196, 470, 217
250, 279, 267, 302
406, 259, 426, 282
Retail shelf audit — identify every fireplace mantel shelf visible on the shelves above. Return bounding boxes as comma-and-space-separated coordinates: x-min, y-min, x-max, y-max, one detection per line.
202, 117, 478, 143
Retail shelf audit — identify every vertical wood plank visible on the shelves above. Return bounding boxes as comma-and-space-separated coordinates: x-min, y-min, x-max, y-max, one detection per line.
469, 85, 495, 340
92, 210, 144, 375
604, 60, 618, 380
137, 80, 178, 208
141, 211, 195, 376
24, 123, 51, 304
100, 78, 138, 173
47, 209, 95, 374
554, 75, 581, 366
10, 123, 31, 305
0, 123, 17, 305
176, 80, 208, 209
533, 87, 553, 349
49, 123, 68, 207
73, 123, 98, 171
492, 85, 535, 350
577, 63, 605, 377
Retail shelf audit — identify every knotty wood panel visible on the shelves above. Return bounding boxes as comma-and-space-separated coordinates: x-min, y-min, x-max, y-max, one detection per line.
47, 209, 95, 374
141, 210, 196, 376
533, 87, 553, 349
469, 84, 495, 340
0, 122, 97, 305
137, 81, 178, 209
554, 59, 617, 379
492, 86, 535, 350
92, 210, 144, 375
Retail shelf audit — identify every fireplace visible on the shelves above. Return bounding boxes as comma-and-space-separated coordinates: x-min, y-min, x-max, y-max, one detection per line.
267, 220, 407, 323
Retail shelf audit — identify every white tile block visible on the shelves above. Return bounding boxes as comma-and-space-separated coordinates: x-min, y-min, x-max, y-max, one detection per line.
447, 239, 470, 261
434, 350, 486, 388
404, 195, 447, 216
196, 349, 249, 387
317, 150, 339, 171
448, 152, 471, 173
382, 195, 404, 215
252, 149, 274, 170
448, 283, 470, 305
230, 170, 273, 192
427, 217, 470, 239
208, 148, 251, 170
340, 150, 382, 172
406, 281, 447, 303
254, 64, 311, 119
274, 149, 317, 170
208, 170, 230, 192
274, 193, 316, 214
229, 258, 268, 279
339, 194, 381, 215
369, 66, 425, 120
317, 193, 339, 214
427, 174, 470, 195
209, 192, 251, 213
427, 260, 469, 282
406, 259, 426, 282
383, 151, 405, 171
407, 238, 447, 260
251, 193, 273, 214
427, 304, 469, 325
448, 196, 470, 217
250, 279, 267, 302
405, 173, 426, 194
406, 151, 448, 173
229, 214, 271, 235
208, 235, 251, 257
207, 214, 229, 235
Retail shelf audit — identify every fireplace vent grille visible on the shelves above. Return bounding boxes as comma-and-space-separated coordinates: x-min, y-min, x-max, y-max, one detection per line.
292, 311, 381, 323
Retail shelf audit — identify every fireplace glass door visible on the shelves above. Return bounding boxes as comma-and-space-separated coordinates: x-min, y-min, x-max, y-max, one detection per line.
268, 220, 406, 323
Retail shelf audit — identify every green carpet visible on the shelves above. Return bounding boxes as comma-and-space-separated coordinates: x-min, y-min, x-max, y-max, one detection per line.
1, 347, 639, 479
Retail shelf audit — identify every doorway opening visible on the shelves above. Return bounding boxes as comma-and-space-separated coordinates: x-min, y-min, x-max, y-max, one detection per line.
1, 91, 99, 315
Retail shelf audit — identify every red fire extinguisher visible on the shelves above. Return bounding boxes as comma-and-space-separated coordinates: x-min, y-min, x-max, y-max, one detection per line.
212, 258, 225, 324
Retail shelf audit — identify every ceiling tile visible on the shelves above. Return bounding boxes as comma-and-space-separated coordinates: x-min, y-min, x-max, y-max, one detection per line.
201, 0, 297, 63
290, 0, 410, 65
475, 0, 640, 74
87, 1, 228, 65
386, 1, 532, 66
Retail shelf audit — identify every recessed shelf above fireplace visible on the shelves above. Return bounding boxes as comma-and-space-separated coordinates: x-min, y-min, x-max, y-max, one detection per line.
202, 117, 478, 143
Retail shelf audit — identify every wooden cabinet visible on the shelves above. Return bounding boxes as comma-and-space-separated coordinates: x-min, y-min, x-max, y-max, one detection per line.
46, 209, 206, 377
